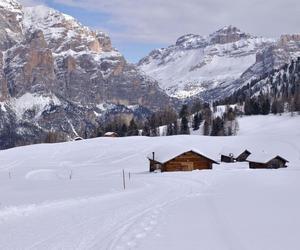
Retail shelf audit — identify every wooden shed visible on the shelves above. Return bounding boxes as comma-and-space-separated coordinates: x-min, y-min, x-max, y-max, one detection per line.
148, 150, 219, 172
247, 154, 289, 169
220, 148, 251, 163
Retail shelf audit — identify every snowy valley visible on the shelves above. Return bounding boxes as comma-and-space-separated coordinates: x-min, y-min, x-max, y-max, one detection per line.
0, 1, 300, 249
0, 114, 300, 249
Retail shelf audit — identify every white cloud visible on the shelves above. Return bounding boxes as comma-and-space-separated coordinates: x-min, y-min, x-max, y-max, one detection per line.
19, 0, 45, 6
33, 0, 300, 44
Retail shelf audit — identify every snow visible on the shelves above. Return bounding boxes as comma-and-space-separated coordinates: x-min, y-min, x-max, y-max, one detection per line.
0, 114, 300, 249
0, 0, 22, 14
10, 93, 61, 119
220, 146, 248, 158
139, 37, 274, 98
104, 132, 117, 136
0, 102, 7, 112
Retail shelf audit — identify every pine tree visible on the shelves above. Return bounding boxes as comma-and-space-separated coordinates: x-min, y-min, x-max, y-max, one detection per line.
128, 119, 139, 136
192, 113, 201, 131
261, 97, 270, 115
179, 104, 190, 134
142, 122, 151, 136
180, 116, 190, 134
203, 120, 210, 136
120, 124, 128, 137
211, 117, 224, 136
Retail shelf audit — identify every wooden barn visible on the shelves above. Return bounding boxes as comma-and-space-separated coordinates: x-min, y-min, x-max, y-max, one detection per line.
148, 149, 219, 172
220, 148, 251, 163
247, 154, 289, 169
104, 132, 119, 137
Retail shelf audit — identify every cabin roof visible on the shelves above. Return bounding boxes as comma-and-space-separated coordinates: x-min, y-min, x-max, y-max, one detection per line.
220, 147, 251, 158
147, 146, 219, 164
73, 136, 83, 141
247, 152, 289, 164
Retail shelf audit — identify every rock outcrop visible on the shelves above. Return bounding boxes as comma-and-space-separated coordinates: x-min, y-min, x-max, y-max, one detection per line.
0, 0, 171, 149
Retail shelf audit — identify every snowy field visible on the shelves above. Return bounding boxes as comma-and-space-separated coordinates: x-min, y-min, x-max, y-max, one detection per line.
0, 114, 300, 250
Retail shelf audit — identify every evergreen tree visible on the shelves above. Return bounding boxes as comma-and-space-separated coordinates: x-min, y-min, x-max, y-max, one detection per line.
120, 124, 128, 137
142, 121, 151, 136
261, 97, 270, 115
271, 100, 278, 114
179, 104, 189, 118
180, 116, 190, 134
211, 117, 224, 136
192, 113, 201, 131
203, 120, 210, 136
128, 119, 139, 136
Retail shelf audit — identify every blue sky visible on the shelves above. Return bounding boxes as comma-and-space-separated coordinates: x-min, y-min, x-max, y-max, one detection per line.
22, 0, 300, 63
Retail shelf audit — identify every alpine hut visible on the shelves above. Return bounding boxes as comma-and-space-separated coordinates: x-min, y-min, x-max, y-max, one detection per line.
247, 153, 289, 169
148, 148, 219, 172
220, 148, 251, 163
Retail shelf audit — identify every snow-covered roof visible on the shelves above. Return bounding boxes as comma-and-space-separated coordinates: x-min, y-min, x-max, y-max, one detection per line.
220, 147, 250, 158
247, 153, 288, 164
104, 132, 118, 136
147, 146, 218, 164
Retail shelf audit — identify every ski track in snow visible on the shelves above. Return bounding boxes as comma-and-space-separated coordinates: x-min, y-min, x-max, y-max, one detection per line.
0, 115, 300, 249
0, 174, 211, 250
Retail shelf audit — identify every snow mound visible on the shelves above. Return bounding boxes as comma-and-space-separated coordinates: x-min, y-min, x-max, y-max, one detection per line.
25, 169, 70, 180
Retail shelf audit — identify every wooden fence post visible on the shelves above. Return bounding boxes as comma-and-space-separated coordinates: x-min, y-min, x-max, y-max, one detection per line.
122, 169, 126, 190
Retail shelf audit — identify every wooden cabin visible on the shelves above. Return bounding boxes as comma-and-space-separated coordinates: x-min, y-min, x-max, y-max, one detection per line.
221, 149, 251, 163
149, 150, 219, 172
247, 155, 289, 169
104, 132, 119, 137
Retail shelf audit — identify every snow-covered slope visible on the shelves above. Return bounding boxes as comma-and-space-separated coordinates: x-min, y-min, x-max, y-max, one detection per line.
138, 26, 300, 100
138, 26, 273, 98
0, 114, 299, 249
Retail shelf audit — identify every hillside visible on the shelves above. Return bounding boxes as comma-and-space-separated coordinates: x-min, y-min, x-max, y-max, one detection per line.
138, 26, 300, 100
0, 114, 299, 249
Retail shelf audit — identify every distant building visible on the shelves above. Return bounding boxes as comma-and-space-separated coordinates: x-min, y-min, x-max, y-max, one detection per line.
104, 132, 119, 137
148, 149, 219, 172
73, 137, 84, 141
220, 148, 251, 163
247, 153, 289, 169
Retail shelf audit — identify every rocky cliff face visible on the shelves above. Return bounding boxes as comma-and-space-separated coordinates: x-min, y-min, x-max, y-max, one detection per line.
0, 0, 170, 149
138, 25, 300, 100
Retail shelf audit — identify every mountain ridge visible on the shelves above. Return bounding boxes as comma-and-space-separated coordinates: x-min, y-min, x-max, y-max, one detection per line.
138, 26, 300, 100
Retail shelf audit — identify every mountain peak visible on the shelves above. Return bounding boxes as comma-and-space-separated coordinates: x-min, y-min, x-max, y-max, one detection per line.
209, 25, 252, 44
175, 34, 207, 49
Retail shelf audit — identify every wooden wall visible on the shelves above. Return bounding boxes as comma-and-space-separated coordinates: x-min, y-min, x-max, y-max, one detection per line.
249, 158, 287, 169
221, 155, 234, 163
162, 152, 213, 172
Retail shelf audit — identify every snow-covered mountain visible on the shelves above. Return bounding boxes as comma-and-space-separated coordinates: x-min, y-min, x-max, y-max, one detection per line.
0, 0, 171, 149
138, 26, 300, 100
